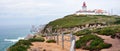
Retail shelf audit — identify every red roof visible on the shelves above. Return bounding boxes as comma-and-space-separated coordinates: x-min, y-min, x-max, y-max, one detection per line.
83, 2, 86, 7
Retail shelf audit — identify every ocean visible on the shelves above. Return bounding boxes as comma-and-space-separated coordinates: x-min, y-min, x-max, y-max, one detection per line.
0, 26, 31, 51
0, 14, 65, 51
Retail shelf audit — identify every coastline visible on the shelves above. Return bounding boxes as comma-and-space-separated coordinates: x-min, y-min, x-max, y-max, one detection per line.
7, 15, 120, 51
6, 25, 46, 51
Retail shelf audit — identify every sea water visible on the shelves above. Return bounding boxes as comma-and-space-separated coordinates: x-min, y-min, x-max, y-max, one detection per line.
0, 14, 65, 51
0, 26, 31, 51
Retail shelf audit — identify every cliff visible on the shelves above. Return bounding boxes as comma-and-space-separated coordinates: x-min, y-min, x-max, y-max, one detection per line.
42, 14, 120, 33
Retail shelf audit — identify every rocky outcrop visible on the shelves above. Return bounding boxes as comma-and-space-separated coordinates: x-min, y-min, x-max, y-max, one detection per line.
43, 23, 107, 34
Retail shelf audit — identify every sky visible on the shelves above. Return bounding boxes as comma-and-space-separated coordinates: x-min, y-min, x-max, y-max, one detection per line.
0, 0, 120, 27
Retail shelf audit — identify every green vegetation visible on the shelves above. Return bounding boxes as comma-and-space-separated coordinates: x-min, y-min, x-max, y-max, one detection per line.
45, 15, 119, 30
74, 25, 120, 50
8, 40, 32, 51
93, 25, 120, 38
8, 37, 45, 51
74, 25, 120, 38
74, 29, 91, 36
46, 39, 56, 43
29, 37, 45, 42
114, 18, 120, 24
9, 14, 120, 51
75, 34, 112, 51
94, 27, 116, 35
43, 15, 120, 50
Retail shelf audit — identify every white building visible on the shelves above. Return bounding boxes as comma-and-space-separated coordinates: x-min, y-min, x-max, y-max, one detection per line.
75, 2, 109, 15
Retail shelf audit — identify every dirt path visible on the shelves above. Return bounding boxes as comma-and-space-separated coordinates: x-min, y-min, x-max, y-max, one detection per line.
28, 42, 68, 51
28, 35, 88, 51
97, 35, 120, 51
28, 34, 120, 51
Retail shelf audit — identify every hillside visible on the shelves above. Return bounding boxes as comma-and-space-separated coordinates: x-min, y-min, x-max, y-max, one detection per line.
43, 15, 120, 33
41, 15, 120, 51
8, 15, 120, 51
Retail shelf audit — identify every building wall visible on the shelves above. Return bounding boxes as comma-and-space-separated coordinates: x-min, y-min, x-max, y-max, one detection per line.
75, 12, 109, 15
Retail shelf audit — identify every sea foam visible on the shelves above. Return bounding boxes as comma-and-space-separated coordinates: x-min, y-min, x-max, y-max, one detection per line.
4, 37, 24, 42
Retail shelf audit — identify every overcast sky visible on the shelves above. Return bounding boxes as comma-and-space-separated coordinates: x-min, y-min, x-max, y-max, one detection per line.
0, 0, 120, 26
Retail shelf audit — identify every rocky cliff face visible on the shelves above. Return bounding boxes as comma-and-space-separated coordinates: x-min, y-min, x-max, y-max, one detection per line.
41, 15, 119, 34
42, 23, 107, 34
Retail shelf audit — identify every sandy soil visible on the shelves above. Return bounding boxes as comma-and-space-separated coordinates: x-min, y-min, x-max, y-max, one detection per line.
97, 35, 120, 51
28, 35, 89, 51
28, 34, 120, 51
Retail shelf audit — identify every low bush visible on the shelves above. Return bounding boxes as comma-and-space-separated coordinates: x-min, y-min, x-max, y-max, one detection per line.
114, 18, 120, 24
9, 45, 27, 51
93, 25, 120, 39
46, 39, 56, 43
98, 28, 115, 36
45, 14, 117, 30
93, 27, 117, 39
75, 34, 112, 51
92, 28, 101, 33
8, 40, 32, 51
98, 43, 112, 49
74, 29, 91, 36
29, 37, 45, 42
8, 37, 45, 51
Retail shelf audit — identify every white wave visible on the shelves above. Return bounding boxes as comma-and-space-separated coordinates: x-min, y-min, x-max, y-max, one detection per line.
4, 37, 24, 42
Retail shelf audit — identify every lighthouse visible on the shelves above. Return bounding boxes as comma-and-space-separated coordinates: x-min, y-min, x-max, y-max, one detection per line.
82, 2, 87, 11
75, 2, 109, 15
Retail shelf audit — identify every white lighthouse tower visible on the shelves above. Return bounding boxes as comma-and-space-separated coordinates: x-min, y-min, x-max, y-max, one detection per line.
82, 2, 87, 11
75, 2, 109, 15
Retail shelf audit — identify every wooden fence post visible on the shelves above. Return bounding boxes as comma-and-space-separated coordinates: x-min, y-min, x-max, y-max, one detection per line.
57, 33, 59, 45
45, 33, 48, 39
70, 35, 76, 51
62, 33, 64, 49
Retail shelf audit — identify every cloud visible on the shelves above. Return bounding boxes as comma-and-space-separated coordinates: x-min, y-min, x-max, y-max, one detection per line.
0, 0, 120, 19
0, 0, 120, 26
0, 0, 55, 18
0, 0, 53, 9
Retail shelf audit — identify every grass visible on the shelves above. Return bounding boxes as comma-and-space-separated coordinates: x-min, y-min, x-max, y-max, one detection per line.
75, 34, 112, 51
42, 15, 120, 50
93, 25, 120, 38
74, 29, 91, 36
45, 15, 118, 31
74, 25, 120, 51
8, 15, 120, 51
8, 40, 32, 51
8, 37, 45, 51
46, 39, 56, 43
29, 37, 45, 42
74, 25, 120, 38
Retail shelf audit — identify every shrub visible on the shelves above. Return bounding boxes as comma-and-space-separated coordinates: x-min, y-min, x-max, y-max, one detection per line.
111, 34, 116, 39
74, 29, 91, 36
45, 14, 117, 30
114, 18, 120, 24
46, 39, 56, 43
94, 27, 116, 36
8, 40, 32, 51
98, 43, 112, 49
75, 34, 112, 51
93, 26, 120, 39
12, 40, 32, 48
99, 28, 115, 36
9, 45, 27, 51
29, 37, 45, 42
75, 40, 81, 48
92, 28, 101, 33
8, 37, 45, 51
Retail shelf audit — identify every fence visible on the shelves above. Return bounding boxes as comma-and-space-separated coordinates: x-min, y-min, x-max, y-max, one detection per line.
45, 33, 76, 51
61, 33, 76, 51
